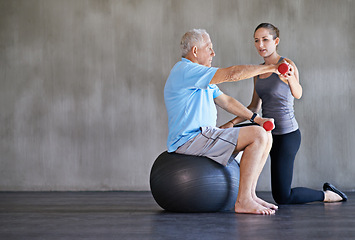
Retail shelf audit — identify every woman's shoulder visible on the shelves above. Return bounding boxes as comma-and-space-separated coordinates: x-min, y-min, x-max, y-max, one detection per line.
282, 57, 296, 67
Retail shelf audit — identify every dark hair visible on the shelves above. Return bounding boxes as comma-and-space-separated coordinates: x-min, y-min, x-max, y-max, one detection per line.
254, 23, 279, 40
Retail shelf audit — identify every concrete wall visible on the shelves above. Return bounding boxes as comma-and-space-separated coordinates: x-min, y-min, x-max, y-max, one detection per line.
1, 0, 354, 191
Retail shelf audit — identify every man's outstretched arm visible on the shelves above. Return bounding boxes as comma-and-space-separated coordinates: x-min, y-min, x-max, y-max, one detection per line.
210, 64, 277, 84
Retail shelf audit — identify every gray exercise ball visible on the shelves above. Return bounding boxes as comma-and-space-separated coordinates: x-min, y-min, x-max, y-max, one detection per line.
150, 151, 240, 213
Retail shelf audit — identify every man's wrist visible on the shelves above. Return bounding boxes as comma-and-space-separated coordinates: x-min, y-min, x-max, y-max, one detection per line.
250, 113, 258, 123
254, 116, 262, 125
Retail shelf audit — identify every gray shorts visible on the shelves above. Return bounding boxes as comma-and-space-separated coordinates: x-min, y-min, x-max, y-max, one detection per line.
175, 126, 240, 166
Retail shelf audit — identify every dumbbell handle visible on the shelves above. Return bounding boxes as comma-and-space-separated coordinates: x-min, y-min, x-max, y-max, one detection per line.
234, 121, 274, 131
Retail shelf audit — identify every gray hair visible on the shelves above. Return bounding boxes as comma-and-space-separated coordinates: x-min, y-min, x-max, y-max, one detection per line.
180, 29, 210, 58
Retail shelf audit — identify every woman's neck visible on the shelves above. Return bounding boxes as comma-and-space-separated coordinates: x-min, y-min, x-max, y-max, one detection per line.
263, 52, 280, 65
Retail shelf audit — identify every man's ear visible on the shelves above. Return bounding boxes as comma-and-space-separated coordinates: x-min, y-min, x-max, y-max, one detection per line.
275, 37, 280, 46
192, 46, 198, 58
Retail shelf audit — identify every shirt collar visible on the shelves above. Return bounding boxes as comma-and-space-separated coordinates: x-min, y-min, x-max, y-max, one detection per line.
181, 57, 192, 63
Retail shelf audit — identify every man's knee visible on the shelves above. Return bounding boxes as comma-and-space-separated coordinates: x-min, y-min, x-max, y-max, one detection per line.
237, 126, 269, 150
251, 127, 269, 146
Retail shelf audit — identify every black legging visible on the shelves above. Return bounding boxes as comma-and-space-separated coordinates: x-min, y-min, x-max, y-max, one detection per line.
270, 129, 324, 204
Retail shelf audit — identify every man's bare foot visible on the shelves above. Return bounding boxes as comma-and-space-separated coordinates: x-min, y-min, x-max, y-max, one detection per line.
235, 199, 276, 215
324, 190, 343, 202
253, 196, 278, 210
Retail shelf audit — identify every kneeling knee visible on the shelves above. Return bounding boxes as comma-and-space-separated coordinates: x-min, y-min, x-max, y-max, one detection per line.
273, 192, 291, 205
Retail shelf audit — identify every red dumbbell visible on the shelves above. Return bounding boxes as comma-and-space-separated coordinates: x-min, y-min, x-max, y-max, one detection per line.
263, 121, 274, 131
278, 63, 289, 74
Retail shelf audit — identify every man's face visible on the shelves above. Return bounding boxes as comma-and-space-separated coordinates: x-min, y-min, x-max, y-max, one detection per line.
196, 35, 215, 67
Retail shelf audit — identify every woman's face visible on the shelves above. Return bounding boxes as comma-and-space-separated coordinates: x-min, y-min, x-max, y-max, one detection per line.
254, 28, 279, 58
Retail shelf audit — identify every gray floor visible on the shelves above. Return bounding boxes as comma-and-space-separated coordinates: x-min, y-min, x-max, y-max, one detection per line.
0, 191, 353, 240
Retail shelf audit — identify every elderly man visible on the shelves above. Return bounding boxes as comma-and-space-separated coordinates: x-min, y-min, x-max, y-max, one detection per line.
164, 29, 282, 215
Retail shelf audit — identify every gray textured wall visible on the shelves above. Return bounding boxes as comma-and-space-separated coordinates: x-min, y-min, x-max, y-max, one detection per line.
1, 0, 354, 191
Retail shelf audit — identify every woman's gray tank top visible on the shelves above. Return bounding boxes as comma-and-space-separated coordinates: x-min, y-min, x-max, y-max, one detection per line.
255, 57, 298, 135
